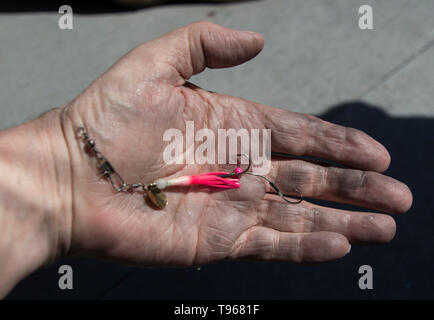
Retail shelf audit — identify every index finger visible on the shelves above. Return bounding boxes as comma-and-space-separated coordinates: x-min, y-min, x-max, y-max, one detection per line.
261, 104, 391, 172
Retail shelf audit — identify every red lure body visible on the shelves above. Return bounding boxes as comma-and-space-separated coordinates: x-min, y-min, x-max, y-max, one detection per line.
189, 172, 240, 188
164, 167, 244, 189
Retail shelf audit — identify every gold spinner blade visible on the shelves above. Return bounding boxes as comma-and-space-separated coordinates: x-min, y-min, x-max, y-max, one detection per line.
146, 185, 168, 209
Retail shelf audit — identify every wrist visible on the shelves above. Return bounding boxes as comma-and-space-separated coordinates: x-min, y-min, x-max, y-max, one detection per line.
0, 107, 73, 297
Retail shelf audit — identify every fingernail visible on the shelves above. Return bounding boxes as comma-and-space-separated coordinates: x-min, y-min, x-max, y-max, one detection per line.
240, 30, 263, 40
347, 244, 352, 254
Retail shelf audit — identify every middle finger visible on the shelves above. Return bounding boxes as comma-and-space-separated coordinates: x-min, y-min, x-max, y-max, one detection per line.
265, 158, 412, 214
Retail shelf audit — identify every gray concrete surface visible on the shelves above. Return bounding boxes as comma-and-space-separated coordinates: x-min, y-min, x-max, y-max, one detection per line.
1, 0, 433, 130
1, 0, 433, 299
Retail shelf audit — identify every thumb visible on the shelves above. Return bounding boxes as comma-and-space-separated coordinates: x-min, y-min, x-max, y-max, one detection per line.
142, 21, 264, 80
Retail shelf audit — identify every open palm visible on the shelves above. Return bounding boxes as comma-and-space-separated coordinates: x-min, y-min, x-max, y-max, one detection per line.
61, 22, 412, 266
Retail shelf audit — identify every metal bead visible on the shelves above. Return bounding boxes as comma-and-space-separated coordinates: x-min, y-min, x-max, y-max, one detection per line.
156, 179, 168, 190
88, 139, 95, 148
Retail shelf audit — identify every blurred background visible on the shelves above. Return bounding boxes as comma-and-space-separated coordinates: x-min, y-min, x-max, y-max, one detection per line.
1, 0, 433, 299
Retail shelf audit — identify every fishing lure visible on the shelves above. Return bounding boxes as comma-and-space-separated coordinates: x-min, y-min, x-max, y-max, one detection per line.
77, 127, 302, 209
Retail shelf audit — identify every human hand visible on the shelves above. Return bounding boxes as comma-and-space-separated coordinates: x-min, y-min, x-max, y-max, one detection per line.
0, 22, 412, 295
59, 21, 412, 265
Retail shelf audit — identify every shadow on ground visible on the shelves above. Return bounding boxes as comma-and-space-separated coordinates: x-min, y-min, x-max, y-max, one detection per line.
0, 0, 257, 14
6, 102, 433, 299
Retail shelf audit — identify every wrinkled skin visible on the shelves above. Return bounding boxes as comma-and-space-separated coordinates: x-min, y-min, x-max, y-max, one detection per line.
0, 23, 413, 297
